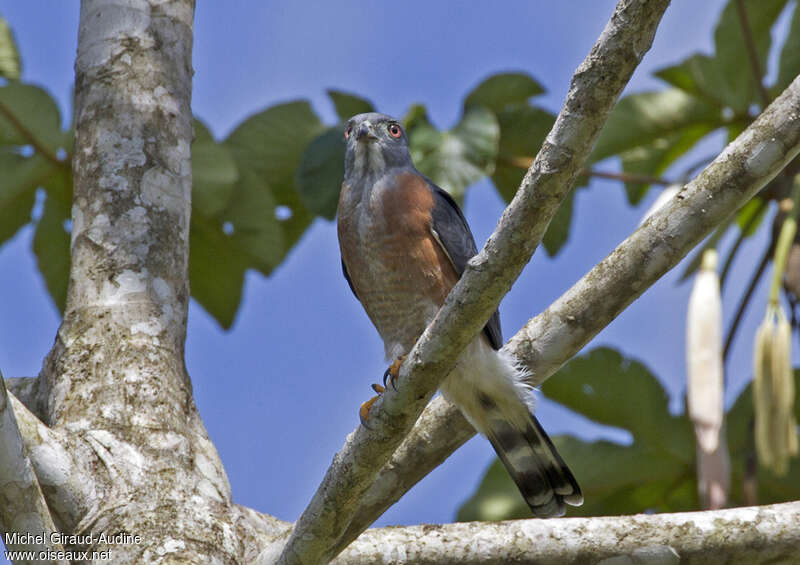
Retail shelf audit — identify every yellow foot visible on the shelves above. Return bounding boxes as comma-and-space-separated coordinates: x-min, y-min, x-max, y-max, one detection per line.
359, 383, 386, 428
383, 355, 407, 391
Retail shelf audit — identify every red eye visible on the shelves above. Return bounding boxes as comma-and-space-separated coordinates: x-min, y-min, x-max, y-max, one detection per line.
344, 125, 352, 140
388, 123, 402, 138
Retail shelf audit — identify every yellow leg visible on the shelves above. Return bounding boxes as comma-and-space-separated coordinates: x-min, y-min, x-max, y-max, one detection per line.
383, 354, 407, 390
359, 384, 386, 428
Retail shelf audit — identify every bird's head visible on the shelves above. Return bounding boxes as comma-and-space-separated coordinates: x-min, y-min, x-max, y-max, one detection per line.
343, 112, 412, 183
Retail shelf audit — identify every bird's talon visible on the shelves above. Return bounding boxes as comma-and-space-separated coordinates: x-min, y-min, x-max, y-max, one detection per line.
359, 395, 380, 429
371, 383, 386, 394
383, 355, 406, 391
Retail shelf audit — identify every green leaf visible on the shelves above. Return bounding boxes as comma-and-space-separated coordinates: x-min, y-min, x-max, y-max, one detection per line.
542, 347, 684, 450
224, 100, 321, 266
463, 72, 544, 112
618, 123, 714, 205
591, 89, 721, 163
712, 0, 788, 110
408, 107, 499, 199
0, 16, 21, 80
327, 90, 374, 122
490, 105, 554, 202
402, 103, 430, 132
189, 215, 247, 329
656, 0, 787, 114
456, 458, 531, 521
192, 120, 238, 217
32, 195, 70, 312
0, 177, 34, 247
458, 434, 694, 521
775, 1, 800, 93
541, 187, 574, 256
225, 101, 324, 194
223, 169, 284, 274
295, 127, 345, 220
0, 83, 62, 153
0, 150, 67, 245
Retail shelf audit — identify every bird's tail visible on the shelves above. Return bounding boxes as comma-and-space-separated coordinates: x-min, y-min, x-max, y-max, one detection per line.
442, 341, 582, 518
483, 405, 583, 517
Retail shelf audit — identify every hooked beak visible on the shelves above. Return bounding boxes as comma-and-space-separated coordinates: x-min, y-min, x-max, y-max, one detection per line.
355, 122, 377, 141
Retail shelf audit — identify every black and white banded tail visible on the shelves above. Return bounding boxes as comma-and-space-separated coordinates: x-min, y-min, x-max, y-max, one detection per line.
485, 406, 583, 518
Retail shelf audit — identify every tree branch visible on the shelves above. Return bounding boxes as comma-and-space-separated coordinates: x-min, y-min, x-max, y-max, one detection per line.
4, 376, 42, 419
330, 397, 473, 557
8, 392, 98, 532
327, 501, 800, 564
0, 375, 67, 564
328, 74, 800, 548
277, 1, 671, 563
37, 1, 241, 561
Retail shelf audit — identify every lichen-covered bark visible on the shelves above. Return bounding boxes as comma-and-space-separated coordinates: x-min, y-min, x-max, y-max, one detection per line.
277, 1, 671, 563
327, 501, 800, 565
0, 376, 66, 564
32, 1, 238, 562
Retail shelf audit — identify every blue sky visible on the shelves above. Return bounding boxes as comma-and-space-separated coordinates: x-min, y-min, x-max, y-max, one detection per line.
0, 0, 783, 550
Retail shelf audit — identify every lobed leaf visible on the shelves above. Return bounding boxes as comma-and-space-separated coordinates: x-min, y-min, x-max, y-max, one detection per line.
0, 83, 62, 153
295, 127, 345, 220
192, 119, 238, 218
775, 1, 800, 93
408, 106, 499, 200
327, 90, 374, 122
463, 72, 544, 113
32, 195, 70, 312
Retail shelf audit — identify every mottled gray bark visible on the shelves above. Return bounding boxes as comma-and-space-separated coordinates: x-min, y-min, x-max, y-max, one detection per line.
328, 501, 800, 565
277, 1, 672, 563
23, 0, 237, 562
0, 376, 66, 564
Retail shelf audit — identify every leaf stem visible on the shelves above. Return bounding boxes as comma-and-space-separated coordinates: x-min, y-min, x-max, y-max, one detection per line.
768, 178, 800, 305
502, 155, 672, 185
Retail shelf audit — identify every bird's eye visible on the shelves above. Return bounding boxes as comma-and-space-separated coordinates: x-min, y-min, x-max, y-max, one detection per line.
344, 125, 352, 140
388, 123, 402, 138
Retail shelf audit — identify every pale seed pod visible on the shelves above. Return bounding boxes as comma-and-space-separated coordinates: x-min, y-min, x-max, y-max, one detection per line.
753, 308, 798, 475
686, 249, 724, 454
753, 317, 774, 470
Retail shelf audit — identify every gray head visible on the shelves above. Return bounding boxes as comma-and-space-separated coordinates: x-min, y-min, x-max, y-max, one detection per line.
343, 112, 412, 183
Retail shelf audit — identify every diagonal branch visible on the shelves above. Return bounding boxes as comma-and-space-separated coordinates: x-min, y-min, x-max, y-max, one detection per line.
9, 391, 99, 532
277, 1, 672, 563
0, 375, 67, 563
329, 74, 800, 546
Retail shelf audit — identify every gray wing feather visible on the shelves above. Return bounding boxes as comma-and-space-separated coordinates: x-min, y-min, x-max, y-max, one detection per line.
428, 180, 503, 350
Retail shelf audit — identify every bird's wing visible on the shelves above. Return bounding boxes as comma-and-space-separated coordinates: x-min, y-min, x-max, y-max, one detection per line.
428, 179, 503, 350
341, 258, 358, 300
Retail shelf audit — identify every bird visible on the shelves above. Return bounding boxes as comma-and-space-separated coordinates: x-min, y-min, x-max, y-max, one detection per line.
336, 112, 582, 518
